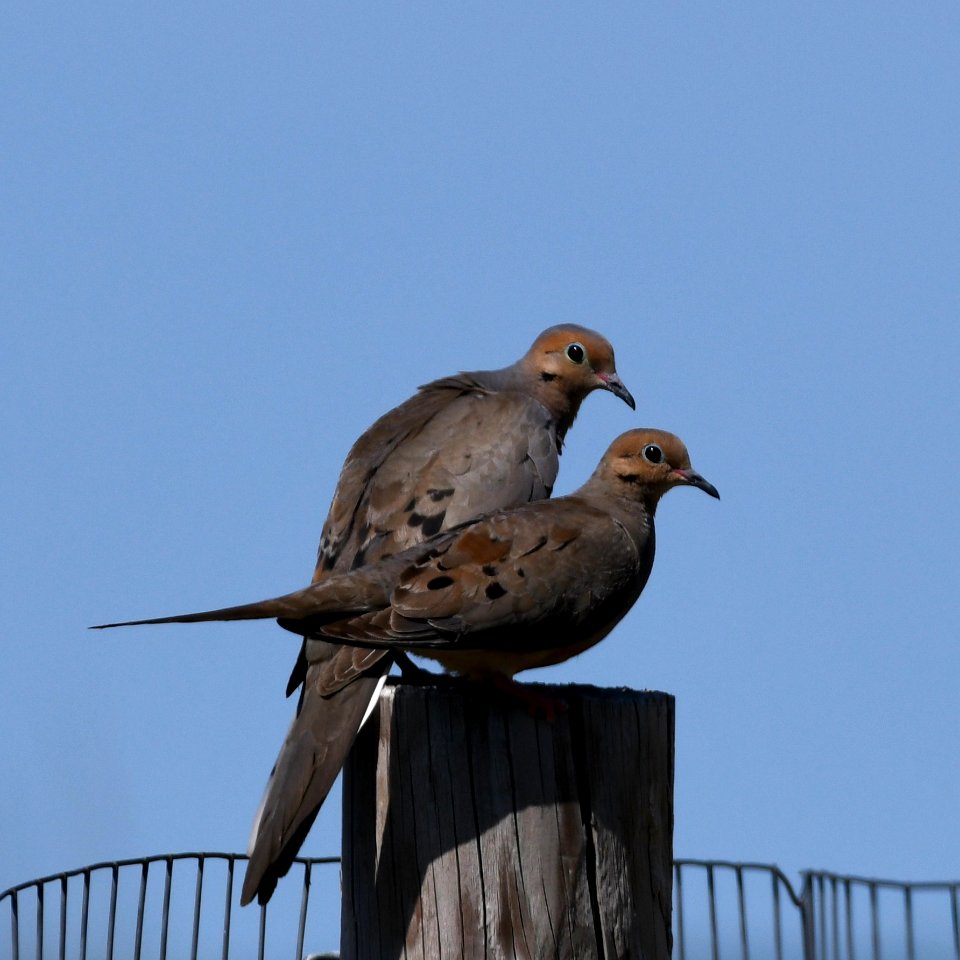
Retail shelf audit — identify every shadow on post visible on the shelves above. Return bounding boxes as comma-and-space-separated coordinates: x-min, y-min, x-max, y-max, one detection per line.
340, 681, 675, 960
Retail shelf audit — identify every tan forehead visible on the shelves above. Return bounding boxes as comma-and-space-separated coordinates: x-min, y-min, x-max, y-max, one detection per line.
607, 429, 689, 464
532, 325, 616, 365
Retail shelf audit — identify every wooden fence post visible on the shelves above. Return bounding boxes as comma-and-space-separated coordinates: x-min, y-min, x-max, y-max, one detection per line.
340, 680, 674, 960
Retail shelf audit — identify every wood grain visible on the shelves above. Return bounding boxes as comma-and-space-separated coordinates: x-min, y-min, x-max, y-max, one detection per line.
341, 681, 674, 960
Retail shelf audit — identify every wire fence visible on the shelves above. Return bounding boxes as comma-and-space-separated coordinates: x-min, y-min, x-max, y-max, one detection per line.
673, 859, 808, 960
3, 853, 958, 959
801, 870, 960, 960
0, 853, 341, 960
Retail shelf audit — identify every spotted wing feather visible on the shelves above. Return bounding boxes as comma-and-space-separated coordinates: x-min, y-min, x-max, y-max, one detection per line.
314, 378, 559, 578
318, 499, 642, 651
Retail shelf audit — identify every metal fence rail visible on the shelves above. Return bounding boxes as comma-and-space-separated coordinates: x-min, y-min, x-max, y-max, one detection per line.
674, 859, 809, 960
3, 854, 959, 959
0, 852, 341, 960
800, 870, 960, 960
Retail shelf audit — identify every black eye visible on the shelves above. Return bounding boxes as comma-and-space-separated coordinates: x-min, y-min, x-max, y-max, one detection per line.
642, 444, 664, 464
565, 342, 585, 364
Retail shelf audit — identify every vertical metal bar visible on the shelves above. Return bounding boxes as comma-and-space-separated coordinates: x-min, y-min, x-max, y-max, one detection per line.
106, 865, 119, 960
707, 863, 720, 960
79, 872, 90, 960
36, 881, 44, 960
257, 903, 267, 960
735, 866, 750, 960
296, 860, 311, 960
831, 875, 840, 960
190, 856, 205, 960
843, 879, 854, 960
58, 877, 67, 960
221, 856, 234, 960
675, 862, 686, 960
904, 886, 915, 960
159, 858, 173, 960
134, 860, 148, 960
951, 884, 960, 960
11, 889, 19, 960
771, 872, 783, 960
818, 875, 827, 960
869, 881, 881, 960
800, 872, 817, 960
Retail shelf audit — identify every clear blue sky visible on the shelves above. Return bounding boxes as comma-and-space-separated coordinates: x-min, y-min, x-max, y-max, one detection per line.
3, 0, 958, 946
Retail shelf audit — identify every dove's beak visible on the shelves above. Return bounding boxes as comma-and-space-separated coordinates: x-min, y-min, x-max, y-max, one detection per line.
597, 372, 636, 410
672, 469, 720, 500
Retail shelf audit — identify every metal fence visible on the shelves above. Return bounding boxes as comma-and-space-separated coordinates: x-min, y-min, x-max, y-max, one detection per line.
0, 853, 341, 960
673, 860, 960, 960
674, 859, 808, 960
3, 854, 958, 959
801, 871, 960, 960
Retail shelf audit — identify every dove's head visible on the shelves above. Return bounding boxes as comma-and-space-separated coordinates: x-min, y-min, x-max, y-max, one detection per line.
521, 325, 635, 431
593, 428, 719, 510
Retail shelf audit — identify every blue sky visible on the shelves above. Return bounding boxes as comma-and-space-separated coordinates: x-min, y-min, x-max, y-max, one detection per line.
3, 0, 959, 948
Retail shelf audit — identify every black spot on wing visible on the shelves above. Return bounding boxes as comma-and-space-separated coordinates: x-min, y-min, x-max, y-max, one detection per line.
409, 510, 446, 537
428, 576, 454, 590
485, 582, 507, 600
427, 487, 455, 502
482, 564, 497, 576
421, 512, 445, 537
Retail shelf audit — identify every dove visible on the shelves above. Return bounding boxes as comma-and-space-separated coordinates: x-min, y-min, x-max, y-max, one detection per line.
97, 428, 717, 652
310, 324, 634, 578
271, 325, 634, 903
108, 325, 635, 906
95, 430, 717, 841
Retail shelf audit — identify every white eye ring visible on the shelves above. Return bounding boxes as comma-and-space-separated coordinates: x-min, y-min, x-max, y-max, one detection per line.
565, 342, 586, 364
642, 444, 664, 464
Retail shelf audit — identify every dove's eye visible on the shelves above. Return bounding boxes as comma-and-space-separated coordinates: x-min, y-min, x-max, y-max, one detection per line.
642, 444, 664, 464
565, 342, 586, 364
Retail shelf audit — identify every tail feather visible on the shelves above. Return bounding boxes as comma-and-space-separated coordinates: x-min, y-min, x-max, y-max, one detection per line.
91, 560, 405, 632
90, 590, 316, 630
241, 663, 390, 905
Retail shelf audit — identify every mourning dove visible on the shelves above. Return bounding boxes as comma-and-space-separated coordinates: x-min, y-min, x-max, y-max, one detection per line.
97, 428, 717, 655
96, 430, 716, 882
101, 325, 635, 906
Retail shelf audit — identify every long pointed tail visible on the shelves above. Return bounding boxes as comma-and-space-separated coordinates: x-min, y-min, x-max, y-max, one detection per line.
90, 581, 348, 630
242, 651, 391, 905
90, 589, 318, 629
91, 556, 407, 632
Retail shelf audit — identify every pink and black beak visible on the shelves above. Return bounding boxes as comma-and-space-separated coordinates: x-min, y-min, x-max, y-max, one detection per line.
672, 468, 720, 500
597, 372, 636, 410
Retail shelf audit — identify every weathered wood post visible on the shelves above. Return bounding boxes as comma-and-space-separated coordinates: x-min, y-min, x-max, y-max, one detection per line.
340, 680, 674, 959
